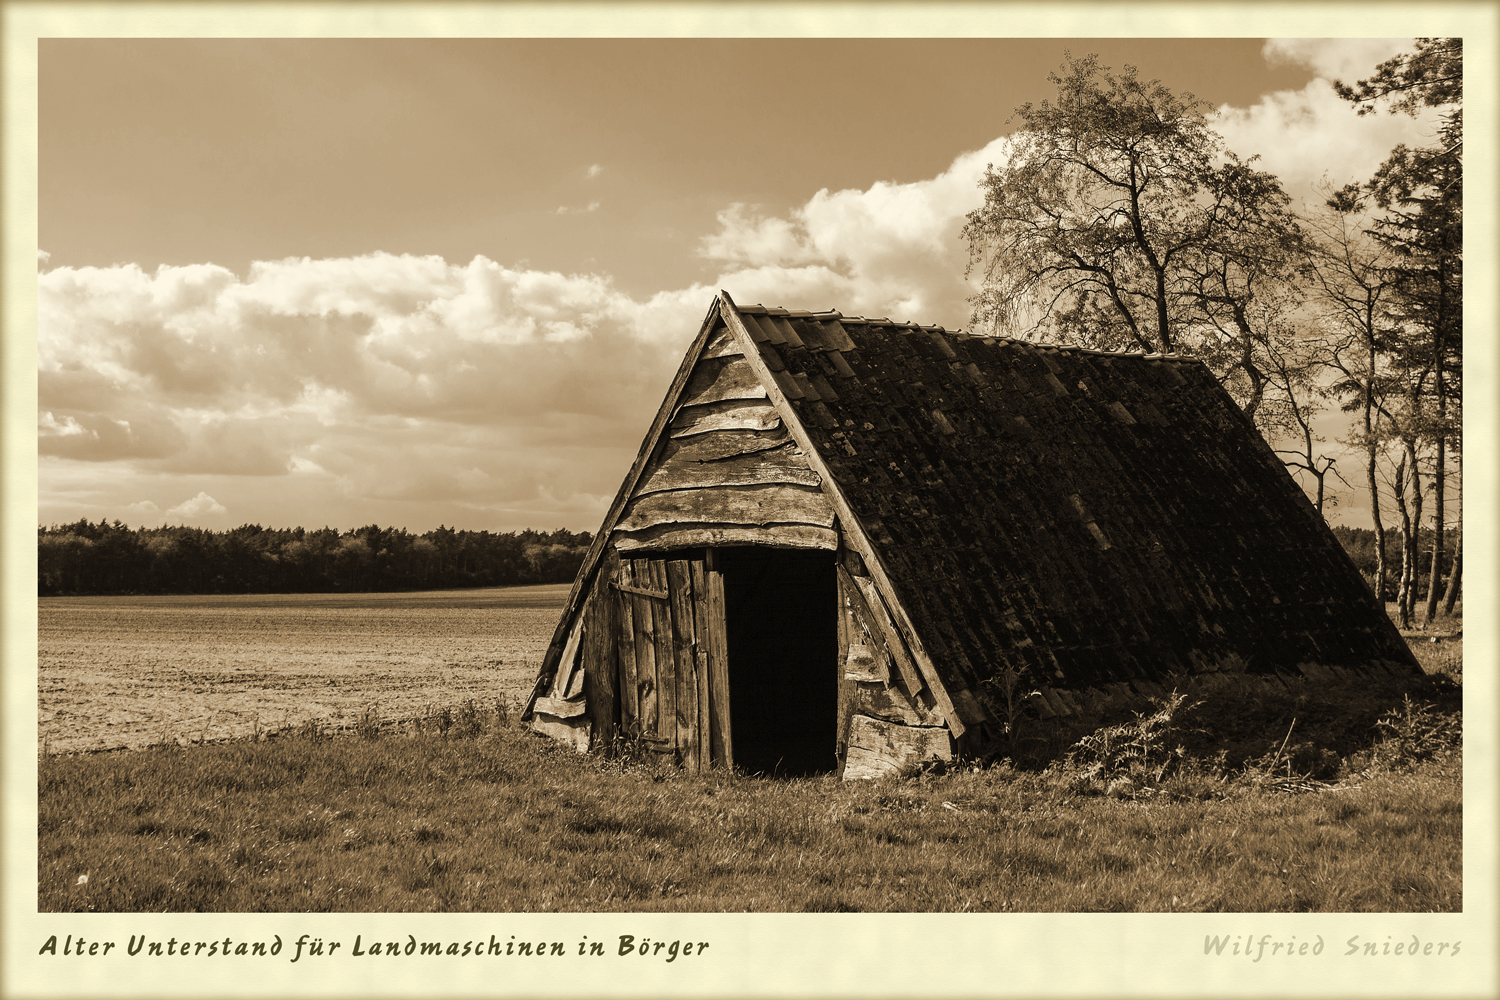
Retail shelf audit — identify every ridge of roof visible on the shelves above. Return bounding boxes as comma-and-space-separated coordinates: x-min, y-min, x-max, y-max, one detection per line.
736, 301, 1192, 363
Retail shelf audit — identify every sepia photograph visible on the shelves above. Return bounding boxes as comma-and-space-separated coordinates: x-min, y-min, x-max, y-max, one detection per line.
6, 5, 1495, 998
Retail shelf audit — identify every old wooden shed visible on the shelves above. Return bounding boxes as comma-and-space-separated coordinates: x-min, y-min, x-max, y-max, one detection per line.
522, 292, 1418, 778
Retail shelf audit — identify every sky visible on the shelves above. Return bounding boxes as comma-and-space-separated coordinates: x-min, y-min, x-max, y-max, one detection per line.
37, 37, 1443, 534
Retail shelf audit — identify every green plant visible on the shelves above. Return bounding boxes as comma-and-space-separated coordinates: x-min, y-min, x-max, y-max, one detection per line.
1060, 690, 1201, 787
982, 667, 1041, 760
1369, 695, 1461, 771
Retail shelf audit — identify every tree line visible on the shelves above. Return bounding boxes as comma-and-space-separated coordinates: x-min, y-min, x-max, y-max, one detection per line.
962, 40, 1462, 626
37, 520, 592, 596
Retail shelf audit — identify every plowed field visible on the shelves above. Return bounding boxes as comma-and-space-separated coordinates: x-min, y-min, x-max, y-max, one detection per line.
37, 585, 569, 754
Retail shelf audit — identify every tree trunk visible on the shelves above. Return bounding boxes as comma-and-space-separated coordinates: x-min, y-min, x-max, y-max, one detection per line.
1423, 434, 1446, 624
1441, 522, 1462, 614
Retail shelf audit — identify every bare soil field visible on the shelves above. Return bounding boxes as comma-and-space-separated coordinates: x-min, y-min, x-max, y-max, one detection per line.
38, 585, 569, 754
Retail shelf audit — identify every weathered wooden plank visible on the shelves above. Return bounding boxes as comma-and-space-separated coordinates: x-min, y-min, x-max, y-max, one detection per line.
650, 559, 676, 749
704, 548, 733, 767
669, 400, 781, 438
661, 427, 790, 463
842, 643, 886, 683
838, 565, 924, 699
690, 559, 712, 774
836, 574, 856, 765
842, 715, 952, 780
617, 483, 835, 532
631, 568, 659, 736
582, 577, 616, 747
700, 323, 743, 358
853, 682, 934, 727
532, 711, 591, 752
613, 558, 639, 736
678, 356, 768, 408
613, 523, 838, 553
668, 559, 699, 771
613, 580, 669, 600
534, 696, 588, 719
551, 611, 586, 698
635, 445, 822, 495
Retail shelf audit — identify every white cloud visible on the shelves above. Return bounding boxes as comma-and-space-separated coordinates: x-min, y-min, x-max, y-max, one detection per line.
555, 201, 601, 215
38, 249, 51, 269
701, 136, 1008, 329
1262, 38, 1413, 84
1217, 39, 1438, 199
39, 411, 91, 438
126, 500, 161, 517
586, 164, 603, 179
166, 491, 227, 519
38, 253, 703, 519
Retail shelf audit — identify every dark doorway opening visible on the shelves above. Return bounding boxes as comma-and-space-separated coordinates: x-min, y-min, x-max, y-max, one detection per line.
719, 547, 837, 776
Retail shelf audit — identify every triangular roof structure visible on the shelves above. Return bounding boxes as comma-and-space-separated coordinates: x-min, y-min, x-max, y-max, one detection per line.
524, 292, 1417, 773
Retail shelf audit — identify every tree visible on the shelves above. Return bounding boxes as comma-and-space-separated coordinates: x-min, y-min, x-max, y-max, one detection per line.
963, 54, 1217, 355
1336, 38, 1462, 624
963, 54, 1318, 448
1303, 183, 1405, 600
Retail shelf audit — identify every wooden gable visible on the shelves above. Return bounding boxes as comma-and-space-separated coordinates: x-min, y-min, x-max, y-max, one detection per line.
611, 322, 837, 554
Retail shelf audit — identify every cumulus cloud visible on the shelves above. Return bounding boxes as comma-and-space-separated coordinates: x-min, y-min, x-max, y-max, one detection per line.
39, 249, 51, 269
1216, 39, 1438, 198
556, 201, 601, 215
586, 164, 603, 179
1262, 38, 1413, 84
166, 492, 227, 519
701, 137, 1007, 329
38, 253, 707, 522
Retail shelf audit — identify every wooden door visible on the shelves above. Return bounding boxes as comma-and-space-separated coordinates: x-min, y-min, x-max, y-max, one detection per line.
611, 551, 730, 772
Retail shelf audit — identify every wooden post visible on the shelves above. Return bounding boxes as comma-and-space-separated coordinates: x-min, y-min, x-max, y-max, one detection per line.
582, 577, 617, 748
649, 559, 676, 746
704, 547, 733, 767
630, 560, 659, 737
613, 556, 640, 737
667, 559, 699, 772
691, 559, 713, 774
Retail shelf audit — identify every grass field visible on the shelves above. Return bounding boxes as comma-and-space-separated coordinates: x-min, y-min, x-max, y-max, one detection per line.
38, 585, 568, 754
38, 686, 1461, 913
37, 591, 1462, 913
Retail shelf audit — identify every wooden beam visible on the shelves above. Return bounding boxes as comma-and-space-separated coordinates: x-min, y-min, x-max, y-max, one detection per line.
838, 563, 923, 700
635, 445, 821, 495
582, 578, 617, 747
842, 715, 952, 780
649, 559, 676, 746
704, 547, 733, 767
612, 555, 640, 736
718, 290, 968, 737
616, 483, 836, 532
613, 523, 838, 553
662, 428, 790, 464
669, 401, 781, 438
534, 696, 588, 719
668, 559, 699, 772
690, 559, 713, 774
612, 581, 669, 600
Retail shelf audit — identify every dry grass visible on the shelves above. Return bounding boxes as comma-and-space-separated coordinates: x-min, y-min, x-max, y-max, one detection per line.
39, 685, 1460, 914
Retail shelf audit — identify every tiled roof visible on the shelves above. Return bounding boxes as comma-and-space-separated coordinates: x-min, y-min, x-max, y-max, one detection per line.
734, 301, 1415, 696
